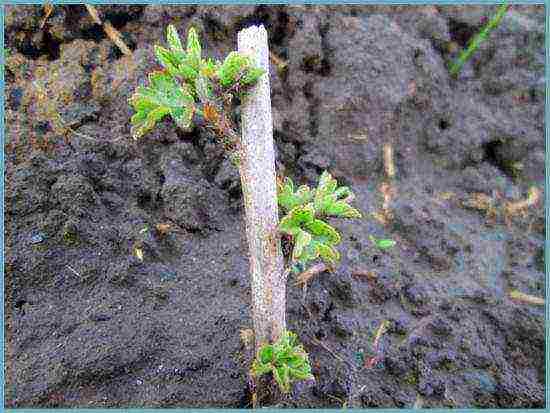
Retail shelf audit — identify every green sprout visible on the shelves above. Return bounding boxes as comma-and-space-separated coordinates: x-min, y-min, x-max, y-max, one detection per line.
278, 171, 362, 271
251, 330, 314, 394
129, 25, 265, 159
448, 3, 509, 77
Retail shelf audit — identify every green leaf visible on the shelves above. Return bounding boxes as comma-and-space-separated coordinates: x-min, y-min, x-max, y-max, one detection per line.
259, 345, 274, 364
283, 177, 294, 193
154, 45, 180, 76
286, 331, 298, 347
277, 178, 296, 212
186, 27, 202, 70
170, 105, 194, 130
285, 354, 306, 369
370, 235, 396, 250
317, 242, 340, 264
293, 229, 312, 261
254, 330, 313, 394
299, 242, 320, 263
129, 71, 195, 139
279, 204, 315, 236
274, 364, 291, 393
289, 366, 314, 381
277, 179, 313, 212
251, 360, 272, 377
311, 171, 362, 219
217, 51, 250, 87
194, 73, 213, 103
179, 64, 199, 83
314, 193, 336, 215
316, 171, 338, 199
200, 57, 220, 78
241, 66, 265, 85
333, 186, 353, 200
305, 219, 341, 245
167, 25, 184, 52
324, 200, 362, 219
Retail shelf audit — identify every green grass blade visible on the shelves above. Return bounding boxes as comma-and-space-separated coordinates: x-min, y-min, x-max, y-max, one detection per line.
449, 3, 509, 77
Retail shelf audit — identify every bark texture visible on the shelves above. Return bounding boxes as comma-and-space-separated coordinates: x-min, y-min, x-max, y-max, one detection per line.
237, 25, 286, 354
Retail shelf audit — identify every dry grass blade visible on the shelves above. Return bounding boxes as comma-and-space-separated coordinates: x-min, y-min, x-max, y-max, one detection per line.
269, 51, 288, 69
509, 290, 544, 306
40, 3, 54, 29
103, 22, 132, 56
240, 328, 255, 351
294, 263, 328, 287
85, 5, 132, 56
84, 4, 102, 24
383, 143, 395, 179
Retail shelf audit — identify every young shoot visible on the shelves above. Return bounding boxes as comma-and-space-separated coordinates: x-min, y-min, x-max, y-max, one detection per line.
277, 171, 362, 274
251, 330, 314, 394
128, 25, 265, 162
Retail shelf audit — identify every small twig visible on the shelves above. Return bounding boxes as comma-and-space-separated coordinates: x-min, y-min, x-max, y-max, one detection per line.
248, 375, 258, 409
351, 267, 377, 281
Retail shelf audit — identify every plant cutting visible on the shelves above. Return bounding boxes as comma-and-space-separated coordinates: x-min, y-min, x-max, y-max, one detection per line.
128, 24, 364, 397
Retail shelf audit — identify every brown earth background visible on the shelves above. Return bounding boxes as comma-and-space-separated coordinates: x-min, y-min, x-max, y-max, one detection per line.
4, 4, 546, 408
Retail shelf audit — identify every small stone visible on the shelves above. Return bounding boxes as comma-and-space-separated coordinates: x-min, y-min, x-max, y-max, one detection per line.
159, 270, 177, 282
29, 232, 45, 244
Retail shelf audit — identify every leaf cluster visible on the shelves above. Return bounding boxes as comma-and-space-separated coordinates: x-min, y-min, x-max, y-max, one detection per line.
251, 330, 314, 394
129, 25, 265, 141
278, 171, 362, 269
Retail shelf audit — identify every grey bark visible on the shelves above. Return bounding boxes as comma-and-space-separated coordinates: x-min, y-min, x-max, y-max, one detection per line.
237, 25, 286, 354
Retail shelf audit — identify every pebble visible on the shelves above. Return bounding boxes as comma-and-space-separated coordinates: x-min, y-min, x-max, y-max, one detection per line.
29, 232, 45, 244
160, 270, 177, 282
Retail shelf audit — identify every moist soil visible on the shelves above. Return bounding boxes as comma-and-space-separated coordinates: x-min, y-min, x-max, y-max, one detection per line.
4, 5, 545, 408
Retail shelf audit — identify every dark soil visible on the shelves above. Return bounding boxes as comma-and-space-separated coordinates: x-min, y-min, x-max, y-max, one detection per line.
4, 5, 545, 408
